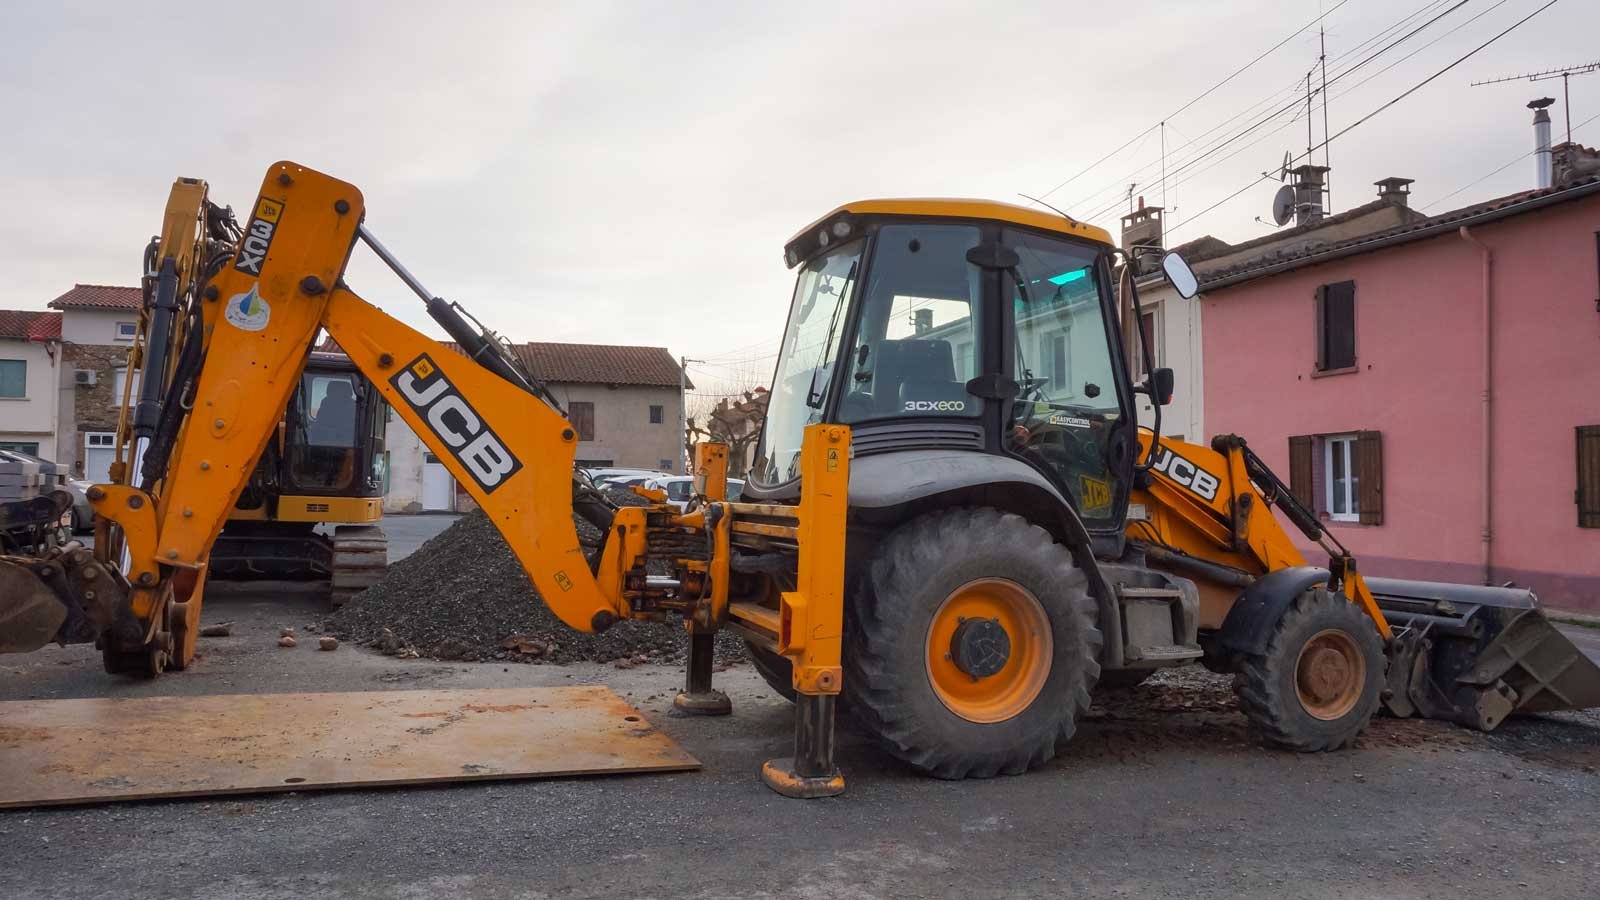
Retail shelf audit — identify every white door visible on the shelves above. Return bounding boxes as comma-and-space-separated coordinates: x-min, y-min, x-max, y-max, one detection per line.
83, 433, 117, 483
422, 453, 453, 511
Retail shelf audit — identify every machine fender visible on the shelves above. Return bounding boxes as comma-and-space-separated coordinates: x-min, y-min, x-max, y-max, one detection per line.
848, 450, 1093, 549
1214, 565, 1329, 657
847, 450, 1122, 664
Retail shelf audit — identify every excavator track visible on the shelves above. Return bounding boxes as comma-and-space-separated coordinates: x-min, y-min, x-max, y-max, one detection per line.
330, 525, 388, 606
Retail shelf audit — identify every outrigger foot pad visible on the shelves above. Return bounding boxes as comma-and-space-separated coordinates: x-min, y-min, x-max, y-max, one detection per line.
760, 758, 845, 799
672, 689, 732, 716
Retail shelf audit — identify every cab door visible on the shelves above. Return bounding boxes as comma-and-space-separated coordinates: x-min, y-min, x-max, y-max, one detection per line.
1000, 228, 1135, 531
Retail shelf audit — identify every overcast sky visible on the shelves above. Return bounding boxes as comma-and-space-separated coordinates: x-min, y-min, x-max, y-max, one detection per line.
2, 1, 1594, 394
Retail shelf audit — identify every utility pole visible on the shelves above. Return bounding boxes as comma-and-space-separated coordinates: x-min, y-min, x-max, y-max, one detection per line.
679, 355, 703, 473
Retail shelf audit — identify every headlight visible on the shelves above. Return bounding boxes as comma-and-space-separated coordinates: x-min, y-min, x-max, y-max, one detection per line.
831, 219, 852, 238
818, 229, 831, 247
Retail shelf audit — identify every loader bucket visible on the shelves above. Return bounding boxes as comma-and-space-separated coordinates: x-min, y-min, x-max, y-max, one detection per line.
1370, 577, 1600, 730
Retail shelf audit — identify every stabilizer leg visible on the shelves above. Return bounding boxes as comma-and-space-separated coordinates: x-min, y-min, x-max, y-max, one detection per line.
761, 692, 844, 798
673, 630, 731, 715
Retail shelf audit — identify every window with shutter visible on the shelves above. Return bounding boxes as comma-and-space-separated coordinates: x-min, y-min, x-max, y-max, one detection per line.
1288, 435, 1314, 510
1356, 430, 1383, 525
1315, 281, 1356, 371
1579, 425, 1600, 528
570, 401, 595, 441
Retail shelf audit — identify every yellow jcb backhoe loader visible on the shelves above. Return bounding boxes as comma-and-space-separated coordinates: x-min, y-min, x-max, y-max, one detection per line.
0, 162, 1595, 798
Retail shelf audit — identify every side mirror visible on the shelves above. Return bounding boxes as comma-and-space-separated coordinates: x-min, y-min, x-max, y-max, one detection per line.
1144, 367, 1175, 406
1161, 252, 1199, 299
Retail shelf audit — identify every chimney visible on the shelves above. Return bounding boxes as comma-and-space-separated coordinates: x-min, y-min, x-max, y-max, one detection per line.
1374, 177, 1414, 207
1119, 197, 1164, 273
1530, 97, 1555, 189
1288, 164, 1330, 225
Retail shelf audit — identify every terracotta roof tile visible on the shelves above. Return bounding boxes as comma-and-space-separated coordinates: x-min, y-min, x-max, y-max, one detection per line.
0, 310, 62, 342
48, 284, 142, 311
1201, 176, 1600, 289
511, 342, 685, 388
317, 336, 689, 388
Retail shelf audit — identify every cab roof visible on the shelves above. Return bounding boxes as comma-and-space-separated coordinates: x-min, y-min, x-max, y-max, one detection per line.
787, 198, 1115, 249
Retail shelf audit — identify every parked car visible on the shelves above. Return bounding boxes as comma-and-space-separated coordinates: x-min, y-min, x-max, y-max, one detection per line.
645, 475, 745, 511
63, 480, 95, 533
596, 473, 664, 491
580, 467, 666, 487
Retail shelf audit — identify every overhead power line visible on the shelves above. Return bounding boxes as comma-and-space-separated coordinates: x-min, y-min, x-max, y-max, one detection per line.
1423, 107, 1600, 211
1167, 0, 1563, 239
1080, 0, 1473, 224
1057, 0, 1457, 217
1034, 0, 1353, 202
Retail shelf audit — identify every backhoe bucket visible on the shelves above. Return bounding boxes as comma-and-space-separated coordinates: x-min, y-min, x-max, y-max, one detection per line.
1371, 577, 1600, 730
0, 558, 69, 654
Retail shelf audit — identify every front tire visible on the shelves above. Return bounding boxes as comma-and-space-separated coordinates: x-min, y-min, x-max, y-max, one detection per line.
844, 507, 1101, 779
1233, 589, 1384, 751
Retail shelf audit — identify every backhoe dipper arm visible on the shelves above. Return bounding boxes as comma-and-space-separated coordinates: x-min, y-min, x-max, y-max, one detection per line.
91, 162, 623, 654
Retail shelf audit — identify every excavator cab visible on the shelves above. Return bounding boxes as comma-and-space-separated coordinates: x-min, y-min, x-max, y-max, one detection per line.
208, 351, 389, 603
747, 200, 1150, 539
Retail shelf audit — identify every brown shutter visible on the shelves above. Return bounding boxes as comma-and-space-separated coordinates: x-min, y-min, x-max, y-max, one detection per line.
1579, 425, 1600, 528
1288, 435, 1314, 510
570, 402, 595, 441
1313, 285, 1328, 371
1356, 430, 1383, 525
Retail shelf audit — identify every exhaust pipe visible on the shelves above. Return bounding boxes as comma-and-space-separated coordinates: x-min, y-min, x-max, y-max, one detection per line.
1371, 577, 1600, 730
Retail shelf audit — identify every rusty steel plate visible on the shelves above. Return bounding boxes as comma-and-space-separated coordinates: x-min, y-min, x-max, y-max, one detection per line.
0, 686, 698, 808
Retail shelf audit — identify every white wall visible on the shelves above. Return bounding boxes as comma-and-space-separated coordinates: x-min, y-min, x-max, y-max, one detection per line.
1135, 281, 1204, 444
382, 413, 428, 513
0, 338, 61, 459
59, 308, 138, 346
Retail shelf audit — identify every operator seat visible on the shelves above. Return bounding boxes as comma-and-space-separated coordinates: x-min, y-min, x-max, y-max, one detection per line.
871, 339, 966, 415
310, 381, 358, 446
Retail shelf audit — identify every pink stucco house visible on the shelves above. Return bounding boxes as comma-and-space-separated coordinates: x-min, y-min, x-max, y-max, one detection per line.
1194, 161, 1600, 612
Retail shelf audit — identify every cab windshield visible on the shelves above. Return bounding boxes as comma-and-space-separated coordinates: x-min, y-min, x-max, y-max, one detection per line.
749, 239, 863, 485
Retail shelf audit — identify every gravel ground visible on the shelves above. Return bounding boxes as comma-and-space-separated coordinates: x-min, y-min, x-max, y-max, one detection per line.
4, 583, 1600, 900
328, 499, 745, 666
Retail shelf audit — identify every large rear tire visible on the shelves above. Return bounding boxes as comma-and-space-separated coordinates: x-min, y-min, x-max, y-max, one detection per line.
745, 639, 796, 702
844, 507, 1101, 779
1233, 589, 1384, 751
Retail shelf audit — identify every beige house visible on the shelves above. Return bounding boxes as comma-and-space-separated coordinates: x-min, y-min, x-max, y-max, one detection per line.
0, 310, 64, 459
47, 285, 143, 478
381, 341, 689, 512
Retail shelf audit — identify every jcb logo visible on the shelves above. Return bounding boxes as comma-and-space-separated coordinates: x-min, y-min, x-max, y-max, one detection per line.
1151, 446, 1220, 502
391, 354, 523, 492
233, 196, 284, 276
903, 399, 966, 412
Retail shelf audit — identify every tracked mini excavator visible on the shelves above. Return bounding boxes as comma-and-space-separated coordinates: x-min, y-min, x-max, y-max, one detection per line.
1, 162, 1595, 798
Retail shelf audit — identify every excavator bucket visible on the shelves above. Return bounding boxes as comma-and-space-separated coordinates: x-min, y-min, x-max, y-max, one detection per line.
1371, 577, 1600, 731
0, 558, 69, 654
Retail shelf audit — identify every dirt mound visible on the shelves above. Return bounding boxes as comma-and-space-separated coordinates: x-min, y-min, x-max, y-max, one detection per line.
329, 495, 745, 666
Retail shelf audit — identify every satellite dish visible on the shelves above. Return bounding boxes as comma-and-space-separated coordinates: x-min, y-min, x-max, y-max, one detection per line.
1271, 184, 1296, 227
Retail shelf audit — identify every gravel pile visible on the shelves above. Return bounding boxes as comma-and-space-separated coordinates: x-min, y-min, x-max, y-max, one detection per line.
329, 493, 746, 666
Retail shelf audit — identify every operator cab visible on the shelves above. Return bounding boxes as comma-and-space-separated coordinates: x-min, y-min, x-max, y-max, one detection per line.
747, 199, 1170, 534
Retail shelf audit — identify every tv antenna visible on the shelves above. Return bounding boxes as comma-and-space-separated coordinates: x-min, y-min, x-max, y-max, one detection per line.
1473, 61, 1600, 145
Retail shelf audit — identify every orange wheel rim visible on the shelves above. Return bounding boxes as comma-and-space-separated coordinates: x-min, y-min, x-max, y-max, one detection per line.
925, 578, 1052, 724
1294, 628, 1365, 720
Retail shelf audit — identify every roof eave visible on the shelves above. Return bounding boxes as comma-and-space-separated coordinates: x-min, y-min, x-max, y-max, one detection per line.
1201, 179, 1600, 292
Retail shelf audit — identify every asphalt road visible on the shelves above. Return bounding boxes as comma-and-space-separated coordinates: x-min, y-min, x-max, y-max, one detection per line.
2, 516, 1598, 899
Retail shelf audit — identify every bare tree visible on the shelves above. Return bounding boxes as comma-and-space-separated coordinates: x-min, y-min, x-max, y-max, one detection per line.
683, 357, 773, 478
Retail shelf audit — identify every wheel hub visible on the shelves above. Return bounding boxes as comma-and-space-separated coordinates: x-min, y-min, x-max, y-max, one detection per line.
925, 578, 1053, 724
1293, 629, 1365, 721
949, 617, 1011, 678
